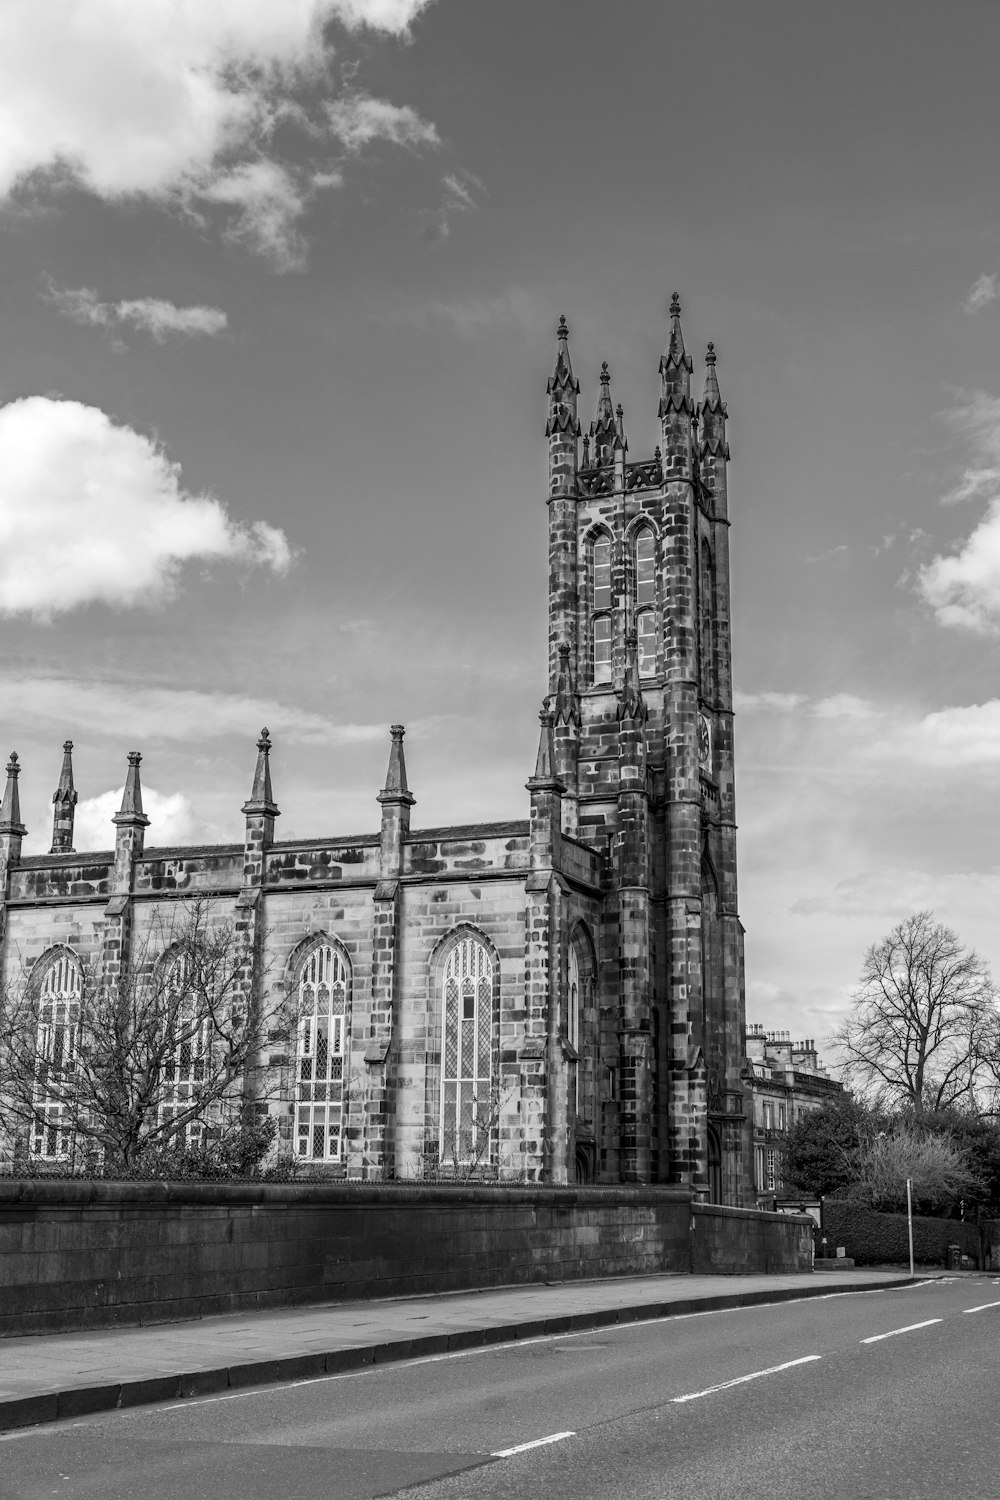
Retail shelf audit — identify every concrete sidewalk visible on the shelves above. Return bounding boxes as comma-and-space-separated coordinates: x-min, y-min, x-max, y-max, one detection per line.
0, 1268, 925, 1432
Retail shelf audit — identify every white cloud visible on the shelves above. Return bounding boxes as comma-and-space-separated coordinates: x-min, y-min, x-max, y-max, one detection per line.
964, 273, 999, 314
732, 690, 807, 714
0, 0, 437, 268
0, 397, 291, 617
325, 93, 439, 151
74, 785, 204, 850
423, 169, 485, 241
0, 676, 384, 748
47, 284, 227, 341
918, 391, 1000, 631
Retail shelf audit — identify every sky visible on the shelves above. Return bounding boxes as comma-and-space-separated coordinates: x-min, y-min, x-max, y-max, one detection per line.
1, 0, 1000, 1058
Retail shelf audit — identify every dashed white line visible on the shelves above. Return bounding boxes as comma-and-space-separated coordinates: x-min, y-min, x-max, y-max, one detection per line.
860, 1319, 942, 1344
491, 1431, 575, 1457
671, 1354, 822, 1403
963, 1300, 1000, 1315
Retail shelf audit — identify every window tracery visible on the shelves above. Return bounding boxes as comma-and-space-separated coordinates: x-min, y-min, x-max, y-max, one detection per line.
439, 935, 494, 1163
32, 951, 81, 1160
295, 943, 349, 1162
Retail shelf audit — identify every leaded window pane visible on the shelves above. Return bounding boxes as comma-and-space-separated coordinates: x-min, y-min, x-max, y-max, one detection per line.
294, 944, 349, 1163
593, 536, 611, 611
32, 952, 82, 1160
637, 609, 657, 676
593, 616, 612, 684
635, 530, 655, 605
439, 937, 495, 1164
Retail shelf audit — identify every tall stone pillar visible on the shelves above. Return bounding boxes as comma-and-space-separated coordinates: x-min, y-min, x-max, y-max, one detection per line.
238, 729, 278, 1133
523, 703, 564, 1183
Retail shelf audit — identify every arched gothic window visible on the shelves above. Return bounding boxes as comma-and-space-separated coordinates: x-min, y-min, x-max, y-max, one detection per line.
634, 528, 657, 676
591, 534, 612, 685
32, 951, 81, 1160
295, 943, 349, 1162
567, 941, 581, 1118
440, 935, 494, 1163
159, 951, 211, 1148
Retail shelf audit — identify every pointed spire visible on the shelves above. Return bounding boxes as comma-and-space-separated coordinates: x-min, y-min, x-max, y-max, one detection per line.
526, 699, 565, 793
50, 740, 78, 854
617, 635, 648, 723
0, 752, 26, 836
698, 341, 730, 459
553, 643, 581, 727
659, 291, 693, 418
545, 313, 581, 436
114, 751, 150, 828
378, 724, 416, 807
242, 729, 279, 818
590, 361, 620, 465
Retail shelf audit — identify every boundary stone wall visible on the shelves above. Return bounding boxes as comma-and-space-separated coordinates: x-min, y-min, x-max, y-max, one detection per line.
0, 1180, 813, 1337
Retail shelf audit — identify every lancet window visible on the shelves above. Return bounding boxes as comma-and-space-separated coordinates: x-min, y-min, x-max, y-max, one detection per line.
634, 527, 657, 676
295, 943, 349, 1162
439, 935, 494, 1164
159, 951, 212, 1148
591, 533, 612, 684
32, 951, 81, 1160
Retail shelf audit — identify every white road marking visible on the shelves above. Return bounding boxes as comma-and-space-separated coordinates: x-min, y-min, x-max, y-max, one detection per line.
962, 1300, 1000, 1314
671, 1354, 821, 1403
491, 1431, 575, 1457
860, 1318, 941, 1344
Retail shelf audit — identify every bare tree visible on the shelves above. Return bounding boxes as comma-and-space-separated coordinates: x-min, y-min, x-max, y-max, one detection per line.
834, 911, 998, 1116
0, 900, 284, 1172
843, 1125, 980, 1214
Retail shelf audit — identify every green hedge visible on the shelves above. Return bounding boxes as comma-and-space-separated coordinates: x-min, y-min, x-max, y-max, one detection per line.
822, 1201, 980, 1267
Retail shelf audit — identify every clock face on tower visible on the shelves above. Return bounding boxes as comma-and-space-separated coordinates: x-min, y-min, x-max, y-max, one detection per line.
698, 713, 712, 769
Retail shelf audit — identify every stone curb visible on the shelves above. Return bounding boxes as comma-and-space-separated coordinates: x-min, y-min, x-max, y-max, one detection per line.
0, 1277, 926, 1433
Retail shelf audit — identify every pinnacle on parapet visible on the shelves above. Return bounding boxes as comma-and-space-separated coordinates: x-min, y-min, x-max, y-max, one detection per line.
378, 724, 416, 807
698, 341, 730, 458
590, 361, 619, 463
553, 643, 581, 727
526, 699, 565, 794
616, 635, 648, 723
53, 740, 77, 805
546, 313, 580, 406
114, 751, 150, 828
50, 740, 78, 854
0, 751, 26, 837
659, 291, 693, 418
242, 728, 280, 819
615, 402, 628, 452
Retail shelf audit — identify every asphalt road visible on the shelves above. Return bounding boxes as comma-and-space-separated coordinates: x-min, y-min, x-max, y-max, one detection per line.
2, 1278, 998, 1500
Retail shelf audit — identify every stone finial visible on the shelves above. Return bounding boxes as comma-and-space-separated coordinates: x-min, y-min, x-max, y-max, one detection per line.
50, 740, 78, 854
698, 341, 729, 462
378, 724, 416, 808
526, 699, 565, 794
114, 751, 150, 828
659, 290, 693, 417
617, 635, 648, 723
546, 311, 580, 401
0, 751, 26, 836
590, 361, 618, 461
553, 643, 581, 727
242, 728, 280, 819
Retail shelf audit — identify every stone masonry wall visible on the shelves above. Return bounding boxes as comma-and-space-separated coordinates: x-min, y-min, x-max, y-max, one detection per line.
0, 1180, 812, 1336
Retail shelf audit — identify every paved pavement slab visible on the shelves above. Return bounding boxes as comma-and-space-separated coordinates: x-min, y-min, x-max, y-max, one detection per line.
0, 1268, 931, 1431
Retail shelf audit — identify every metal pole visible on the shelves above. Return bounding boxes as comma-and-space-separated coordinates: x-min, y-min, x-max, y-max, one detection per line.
907, 1177, 914, 1276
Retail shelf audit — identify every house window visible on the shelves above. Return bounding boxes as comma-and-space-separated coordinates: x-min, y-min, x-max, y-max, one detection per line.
440, 936, 494, 1164
295, 943, 349, 1162
32, 952, 81, 1161
763, 1101, 774, 1131
766, 1148, 778, 1191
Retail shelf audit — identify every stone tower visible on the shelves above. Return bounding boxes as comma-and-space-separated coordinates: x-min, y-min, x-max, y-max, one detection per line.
545, 298, 748, 1202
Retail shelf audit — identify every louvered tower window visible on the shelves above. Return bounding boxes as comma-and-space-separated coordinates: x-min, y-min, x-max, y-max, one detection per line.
295, 944, 348, 1161
32, 952, 81, 1160
440, 936, 494, 1163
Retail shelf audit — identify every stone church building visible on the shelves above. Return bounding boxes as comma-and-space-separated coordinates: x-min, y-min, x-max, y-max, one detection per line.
0, 297, 750, 1202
